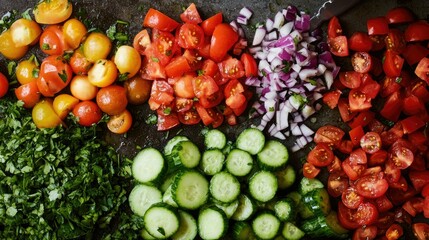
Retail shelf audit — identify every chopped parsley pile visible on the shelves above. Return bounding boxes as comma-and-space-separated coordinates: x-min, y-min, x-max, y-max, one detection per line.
0, 99, 142, 239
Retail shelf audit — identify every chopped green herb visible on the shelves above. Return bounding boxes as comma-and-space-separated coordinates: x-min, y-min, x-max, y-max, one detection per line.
42, 43, 50, 50
197, 69, 205, 76
145, 114, 157, 125
58, 70, 68, 83
21, 8, 32, 20
163, 107, 172, 115
118, 73, 129, 82
32, 68, 39, 78
395, 77, 402, 83
151, 57, 160, 63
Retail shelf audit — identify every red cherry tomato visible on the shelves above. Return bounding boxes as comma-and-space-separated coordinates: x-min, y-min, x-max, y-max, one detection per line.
355, 172, 389, 199
180, 3, 202, 24
386, 7, 415, 24
143, 8, 179, 32
327, 16, 343, 39
201, 12, 223, 36
72, 101, 102, 127
210, 23, 239, 62
0, 72, 9, 98
348, 31, 373, 52
307, 143, 335, 167
360, 132, 382, 154
367, 17, 389, 35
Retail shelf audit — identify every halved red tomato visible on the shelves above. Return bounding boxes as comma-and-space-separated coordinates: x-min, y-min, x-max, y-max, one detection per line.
156, 108, 180, 131
380, 91, 403, 122
342, 187, 364, 209
224, 79, 246, 109
328, 36, 349, 57
349, 148, 368, 165
412, 223, 429, 240
349, 89, 372, 112
338, 98, 358, 122
348, 110, 375, 129
178, 107, 201, 125
303, 162, 320, 179
342, 157, 366, 181
307, 143, 335, 167
322, 89, 341, 109
385, 223, 403, 240
174, 97, 194, 113
327, 170, 349, 197
339, 71, 362, 89
313, 125, 345, 146
355, 172, 389, 199
192, 75, 219, 98
386, 7, 415, 24
327, 16, 343, 39
152, 30, 177, 66
384, 50, 404, 78
360, 132, 382, 154
133, 29, 151, 55
201, 12, 223, 36
240, 53, 258, 77
199, 90, 224, 108
177, 23, 205, 49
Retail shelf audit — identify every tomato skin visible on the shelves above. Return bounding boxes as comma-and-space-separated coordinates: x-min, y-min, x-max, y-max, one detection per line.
327, 171, 349, 197
0, 30, 28, 60
39, 25, 68, 55
367, 17, 389, 35
386, 7, 415, 24
327, 16, 343, 39
114, 45, 142, 78
201, 12, 223, 36
70, 75, 98, 101
174, 73, 196, 99
198, 90, 224, 109
328, 36, 349, 57
107, 109, 133, 134
349, 126, 365, 146
33, 0, 72, 25
150, 80, 174, 109
192, 75, 219, 98
314, 125, 345, 146
87, 59, 118, 88
9, 18, 42, 47
16, 58, 39, 85
404, 21, 429, 42
380, 91, 403, 122
359, 74, 380, 99
374, 195, 393, 213
72, 101, 102, 127
383, 50, 404, 77
52, 94, 79, 120
338, 98, 358, 122
180, 3, 202, 24
385, 29, 406, 54
224, 79, 246, 109
143, 8, 179, 32
348, 110, 375, 129
165, 56, 191, 78
83, 32, 112, 63
348, 32, 373, 52
0, 72, 9, 98
415, 57, 429, 85
63, 18, 87, 50
338, 202, 361, 230
69, 48, 92, 75
178, 108, 201, 125
339, 71, 362, 89
348, 89, 372, 112
210, 23, 239, 62
409, 170, 429, 192
403, 44, 429, 66
322, 89, 341, 109
96, 85, 128, 115
401, 115, 425, 134
14, 81, 41, 108
32, 99, 63, 129
37, 55, 73, 97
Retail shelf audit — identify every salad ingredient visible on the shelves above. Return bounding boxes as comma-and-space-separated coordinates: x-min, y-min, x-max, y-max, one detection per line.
15, 57, 39, 85
9, 18, 41, 47
107, 109, 133, 134
14, 81, 41, 108
69, 75, 99, 101
0, 99, 134, 239
32, 98, 63, 128
95, 85, 128, 115
0, 72, 9, 98
72, 100, 102, 126
33, 0, 72, 24
0, 29, 28, 59
36, 55, 73, 97
83, 32, 112, 62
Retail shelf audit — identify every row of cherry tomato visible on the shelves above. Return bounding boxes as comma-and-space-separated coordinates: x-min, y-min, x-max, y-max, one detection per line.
303, 6, 429, 240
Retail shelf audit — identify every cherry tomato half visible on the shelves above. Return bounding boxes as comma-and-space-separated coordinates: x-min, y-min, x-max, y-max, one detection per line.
107, 109, 133, 134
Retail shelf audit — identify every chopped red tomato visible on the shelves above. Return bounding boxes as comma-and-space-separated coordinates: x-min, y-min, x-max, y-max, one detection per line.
383, 50, 404, 77
218, 58, 245, 79
323, 89, 342, 109
352, 52, 373, 73
327, 16, 343, 39
143, 8, 179, 32
348, 31, 373, 52
404, 21, 429, 42
415, 57, 429, 85
180, 3, 202, 24
210, 23, 239, 62
177, 23, 205, 49
201, 12, 223, 36
386, 7, 415, 24
328, 36, 349, 57
367, 17, 389, 35
303, 162, 320, 179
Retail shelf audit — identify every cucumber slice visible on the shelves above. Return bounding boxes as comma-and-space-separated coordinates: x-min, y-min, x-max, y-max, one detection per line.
252, 211, 280, 240
300, 211, 348, 238
233, 221, 256, 240
170, 140, 201, 169
204, 129, 227, 149
162, 184, 178, 208
128, 184, 162, 217
199, 149, 225, 176
275, 165, 296, 189
299, 177, 324, 195
143, 202, 180, 239
299, 188, 331, 219
210, 171, 241, 203
236, 128, 265, 155
198, 206, 228, 240
172, 210, 198, 240
214, 198, 239, 218
226, 149, 254, 177
132, 148, 166, 183
282, 222, 305, 240
231, 194, 255, 221
249, 171, 278, 203
172, 170, 209, 210
274, 198, 296, 222
257, 140, 289, 171
164, 136, 189, 156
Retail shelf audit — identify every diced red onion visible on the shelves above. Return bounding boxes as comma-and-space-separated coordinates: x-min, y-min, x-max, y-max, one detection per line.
279, 22, 294, 37
273, 11, 285, 29
249, 46, 262, 54
265, 18, 274, 32
265, 31, 278, 41
237, 16, 248, 25
283, 5, 298, 21
300, 124, 314, 136
239, 7, 253, 19
230, 20, 239, 31
253, 27, 266, 46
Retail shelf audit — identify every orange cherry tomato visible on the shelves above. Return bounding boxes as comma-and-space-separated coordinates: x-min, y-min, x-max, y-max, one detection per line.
9, 18, 42, 47
33, 0, 73, 25
96, 85, 128, 115
70, 75, 98, 101
14, 81, 41, 108
83, 32, 112, 62
36, 55, 73, 97
107, 109, 133, 134
53, 94, 79, 120
0, 30, 28, 60
16, 57, 39, 85
39, 25, 69, 55
32, 99, 63, 129
87, 59, 118, 87
63, 18, 87, 50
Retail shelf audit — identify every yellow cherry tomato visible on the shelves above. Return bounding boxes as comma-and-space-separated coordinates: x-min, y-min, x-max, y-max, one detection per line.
88, 59, 118, 87
33, 0, 73, 25
83, 32, 112, 62
32, 99, 63, 129
53, 94, 79, 120
0, 30, 28, 60
70, 75, 98, 100
16, 58, 39, 85
9, 18, 42, 47
63, 18, 87, 50
114, 45, 142, 78
107, 109, 133, 134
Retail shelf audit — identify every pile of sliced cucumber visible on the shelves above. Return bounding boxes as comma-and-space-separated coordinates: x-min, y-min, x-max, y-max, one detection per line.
129, 128, 348, 239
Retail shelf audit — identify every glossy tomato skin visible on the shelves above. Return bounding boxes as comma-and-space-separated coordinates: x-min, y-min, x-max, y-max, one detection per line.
37, 55, 73, 97
63, 18, 87, 50
83, 32, 112, 62
355, 172, 389, 199
210, 23, 239, 62
180, 3, 202, 24
15, 81, 41, 108
415, 57, 429, 85
87, 59, 118, 88
39, 25, 68, 55
69, 48, 93, 75
52, 94, 79, 120
404, 21, 429, 42
412, 222, 429, 240
367, 17, 389, 35
32, 99, 63, 129
307, 143, 335, 167
0, 30, 29, 60
327, 16, 343, 39
96, 85, 128, 115
328, 36, 349, 57
386, 7, 415, 24
348, 32, 373, 52
0, 72, 9, 98
16, 58, 39, 85
177, 23, 205, 49
143, 8, 179, 32
124, 75, 152, 105
302, 162, 320, 179
383, 50, 404, 77
70, 75, 98, 101
33, 0, 72, 25
72, 101, 102, 127
201, 12, 223, 36
327, 170, 349, 197
9, 18, 42, 47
